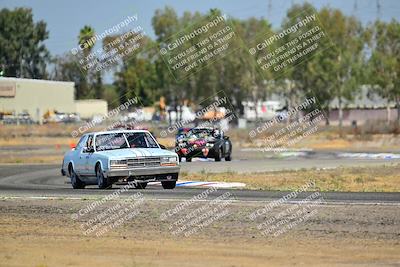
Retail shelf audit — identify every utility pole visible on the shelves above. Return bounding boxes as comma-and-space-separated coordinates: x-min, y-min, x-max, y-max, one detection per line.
353, 0, 358, 15
376, 0, 381, 19
268, 0, 272, 18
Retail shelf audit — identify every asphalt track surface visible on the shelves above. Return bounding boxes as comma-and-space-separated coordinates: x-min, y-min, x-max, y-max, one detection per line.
1, 157, 400, 204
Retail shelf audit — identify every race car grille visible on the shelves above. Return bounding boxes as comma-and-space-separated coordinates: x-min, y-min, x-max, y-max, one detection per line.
127, 157, 161, 168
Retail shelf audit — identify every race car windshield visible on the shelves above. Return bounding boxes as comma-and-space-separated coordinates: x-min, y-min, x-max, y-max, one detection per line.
95, 133, 127, 151
125, 132, 159, 148
188, 129, 213, 138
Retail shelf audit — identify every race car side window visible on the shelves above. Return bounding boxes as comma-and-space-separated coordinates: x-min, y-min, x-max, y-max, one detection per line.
83, 135, 94, 153
76, 135, 87, 149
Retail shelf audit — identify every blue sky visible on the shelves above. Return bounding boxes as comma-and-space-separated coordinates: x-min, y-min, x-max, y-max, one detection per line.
1, 0, 399, 57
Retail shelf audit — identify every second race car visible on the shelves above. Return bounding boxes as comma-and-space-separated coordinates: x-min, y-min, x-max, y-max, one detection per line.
175, 127, 232, 162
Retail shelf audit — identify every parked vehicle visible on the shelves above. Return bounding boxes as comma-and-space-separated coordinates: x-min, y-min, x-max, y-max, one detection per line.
242, 100, 285, 121
43, 111, 80, 123
61, 130, 180, 189
175, 127, 232, 162
1, 111, 34, 124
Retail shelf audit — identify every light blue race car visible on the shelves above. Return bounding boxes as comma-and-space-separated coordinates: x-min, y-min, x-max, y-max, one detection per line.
61, 130, 180, 189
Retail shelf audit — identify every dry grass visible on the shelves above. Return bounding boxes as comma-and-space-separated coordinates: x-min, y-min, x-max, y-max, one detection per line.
0, 155, 63, 164
1, 199, 400, 267
181, 164, 400, 192
1, 124, 400, 151
0, 136, 74, 146
0, 124, 79, 138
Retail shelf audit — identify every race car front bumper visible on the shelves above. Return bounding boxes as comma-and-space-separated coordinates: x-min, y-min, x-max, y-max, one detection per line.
104, 165, 180, 179
176, 146, 218, 158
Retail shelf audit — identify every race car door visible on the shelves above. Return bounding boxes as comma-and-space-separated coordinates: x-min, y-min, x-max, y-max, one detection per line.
74, 135, 88, 175
79, 134, 94, 177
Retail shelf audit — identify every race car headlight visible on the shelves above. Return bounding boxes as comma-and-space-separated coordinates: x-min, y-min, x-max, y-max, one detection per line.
206, 143, 214, 147
110, 160, 127, 168
178, 142, 186, 148
161, 156, 178, 166
206, 137, 216, 142
161, 156, 177, 163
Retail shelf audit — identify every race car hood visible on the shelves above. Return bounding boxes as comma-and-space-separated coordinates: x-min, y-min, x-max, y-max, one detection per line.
96, 148, 177, 158
188, 138, 207, 146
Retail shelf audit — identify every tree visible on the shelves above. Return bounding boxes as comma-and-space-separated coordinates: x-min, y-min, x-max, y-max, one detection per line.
114, 49, 159, 106
150, 7, 275, 119
51, 53, 89, 99
317, 8, 364, 129
279, 3, 335, 124
78, 25, 96, 57
76, 25, 96, 99
93, 71, 103, 99
152, 6, 179, 42
281, 4, 364, 128
232, 17, 274, 119
108, 29, 157, 106
151, 6, 183, 112
52, 25, 104, 100
0, 8, 50, 78
367, 20, 400, 124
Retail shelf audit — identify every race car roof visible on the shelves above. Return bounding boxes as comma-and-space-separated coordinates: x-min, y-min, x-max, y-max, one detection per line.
86, 129, 150, 135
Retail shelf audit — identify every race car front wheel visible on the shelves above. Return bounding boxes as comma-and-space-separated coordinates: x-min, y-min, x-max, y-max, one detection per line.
162, 181, 176, 189
96, 165, 112, 189
134, 182, 148, 189
215, 149, 222, 161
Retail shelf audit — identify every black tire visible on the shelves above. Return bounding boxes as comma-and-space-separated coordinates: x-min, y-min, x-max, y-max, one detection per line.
161, 181, 176, 189
134, 182, 148, 189
186, 157, 192, 162
70, 166, 85, 189
215, 148, 222, 162
225, 153, 232, 161
96, 165, 111, 189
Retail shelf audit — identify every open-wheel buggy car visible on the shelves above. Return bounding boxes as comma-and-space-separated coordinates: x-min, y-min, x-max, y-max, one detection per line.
175, 127, 232, 162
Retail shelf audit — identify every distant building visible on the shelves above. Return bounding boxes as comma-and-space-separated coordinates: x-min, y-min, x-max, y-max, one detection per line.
75, 99, 108, 120
329, 86, 398, 125
241, 85, 398, 125
0, 77, 108, 123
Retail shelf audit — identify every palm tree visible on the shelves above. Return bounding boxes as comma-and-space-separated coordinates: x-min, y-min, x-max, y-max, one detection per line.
78, 25, 95, 57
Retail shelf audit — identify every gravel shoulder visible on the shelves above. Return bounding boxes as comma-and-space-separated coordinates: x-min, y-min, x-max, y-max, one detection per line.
1, 198, 399, 267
